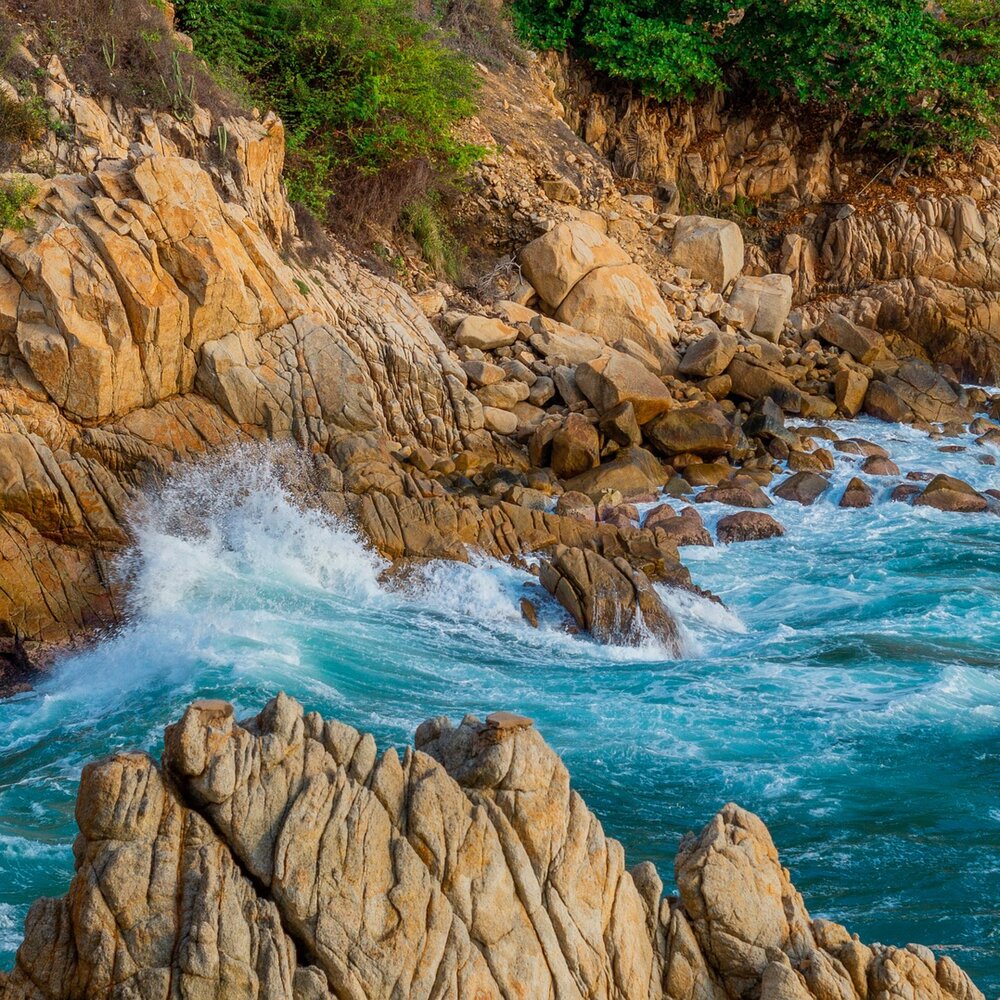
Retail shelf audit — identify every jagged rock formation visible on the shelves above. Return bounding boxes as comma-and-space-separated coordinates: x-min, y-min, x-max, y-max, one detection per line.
0, 53, 484, 645
0, 694, 984, 1000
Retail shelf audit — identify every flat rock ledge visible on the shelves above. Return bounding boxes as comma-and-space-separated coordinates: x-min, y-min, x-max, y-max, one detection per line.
0, 693, 983, 1000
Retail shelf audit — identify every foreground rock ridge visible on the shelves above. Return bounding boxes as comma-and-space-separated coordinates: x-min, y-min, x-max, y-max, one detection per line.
0, 694, 983, 1000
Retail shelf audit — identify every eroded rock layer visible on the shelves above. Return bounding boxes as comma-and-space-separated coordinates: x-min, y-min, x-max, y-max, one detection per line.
0, 695, 985, 1000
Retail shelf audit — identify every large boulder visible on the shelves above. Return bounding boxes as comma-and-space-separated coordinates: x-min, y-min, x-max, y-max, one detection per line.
519, 220, 629, 307
864, 360, 971, 425
555, 264, 677, 350
644, 402, 737, 458
727, 356, 804, 412
840, 477, 874, 508
678, 330, 738, 378
773, 471, 831, 505
834, 368, 869, 417
727, 274, 793, 342
696, 476, 773, 508
576, 351, 674, 424
645, 504, 713, 546
539, 544, 681, 650
716, 511, 785, 543
551, 413, 600, 479
817, 313, 887, 364
0, 696, 986, 1000
563, 446, 665, 499
914, 474, 989, 512
669, 215, 744, 290
456, 315, 518, 350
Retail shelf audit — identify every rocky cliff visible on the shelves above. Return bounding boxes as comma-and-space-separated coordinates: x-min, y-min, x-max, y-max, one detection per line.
0, 47, 487, 653
541, 54, 1000, 383
0, 693, 985, 1000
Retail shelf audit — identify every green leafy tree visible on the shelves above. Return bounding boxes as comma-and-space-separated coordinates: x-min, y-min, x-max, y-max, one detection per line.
512, 0, 1000, 156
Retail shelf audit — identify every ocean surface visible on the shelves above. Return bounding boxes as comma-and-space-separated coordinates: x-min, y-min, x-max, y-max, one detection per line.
1, 416, 998, 993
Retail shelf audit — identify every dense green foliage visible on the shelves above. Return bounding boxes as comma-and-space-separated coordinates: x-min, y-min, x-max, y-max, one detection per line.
175, 0, 483, 221
513, 0, 1000, 155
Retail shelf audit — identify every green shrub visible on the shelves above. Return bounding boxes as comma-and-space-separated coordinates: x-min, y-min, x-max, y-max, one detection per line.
0, 94, 47, 168
175, 0, 484, 225
512, 0, 1000, 157
0, 178, 37, 232
401, 193, 463, 279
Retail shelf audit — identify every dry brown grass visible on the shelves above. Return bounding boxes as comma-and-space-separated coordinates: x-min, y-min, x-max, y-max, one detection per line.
9, 0, 240, 120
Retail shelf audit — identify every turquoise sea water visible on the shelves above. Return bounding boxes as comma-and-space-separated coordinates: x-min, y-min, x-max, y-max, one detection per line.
1, 416, 998, 993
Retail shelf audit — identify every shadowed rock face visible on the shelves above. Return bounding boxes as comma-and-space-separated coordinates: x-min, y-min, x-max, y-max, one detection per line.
0, 694, 984, 1000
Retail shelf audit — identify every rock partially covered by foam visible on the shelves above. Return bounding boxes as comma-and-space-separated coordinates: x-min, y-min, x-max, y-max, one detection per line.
0, 694, 985, 1000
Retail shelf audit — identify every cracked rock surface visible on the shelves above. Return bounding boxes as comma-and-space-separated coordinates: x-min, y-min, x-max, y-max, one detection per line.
0, 694, 984, 1000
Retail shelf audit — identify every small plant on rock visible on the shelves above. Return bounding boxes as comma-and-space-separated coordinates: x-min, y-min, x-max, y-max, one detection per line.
0, 177, 38, 232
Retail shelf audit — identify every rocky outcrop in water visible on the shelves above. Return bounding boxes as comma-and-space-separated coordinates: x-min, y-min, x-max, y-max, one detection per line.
0, 694, 984, 1000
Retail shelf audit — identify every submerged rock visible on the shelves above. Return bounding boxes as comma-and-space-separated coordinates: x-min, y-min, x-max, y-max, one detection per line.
0, 694, 983, 1000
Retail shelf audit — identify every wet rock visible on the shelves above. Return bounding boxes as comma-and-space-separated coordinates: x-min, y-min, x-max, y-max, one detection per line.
539, 544, 681, 650
891, 483, 923, 503
773, 471, 831, 505
697, 476, 773, 508
519, 596, 539, 627
840, 477, 874, 508
834, 438, 889, 458
716, 511, 785, 543
0, 634, 44, 698
788, 448, 828, 473
645, 504, 713, 546
860, 455, 900, 476
914, 474, 989, 512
